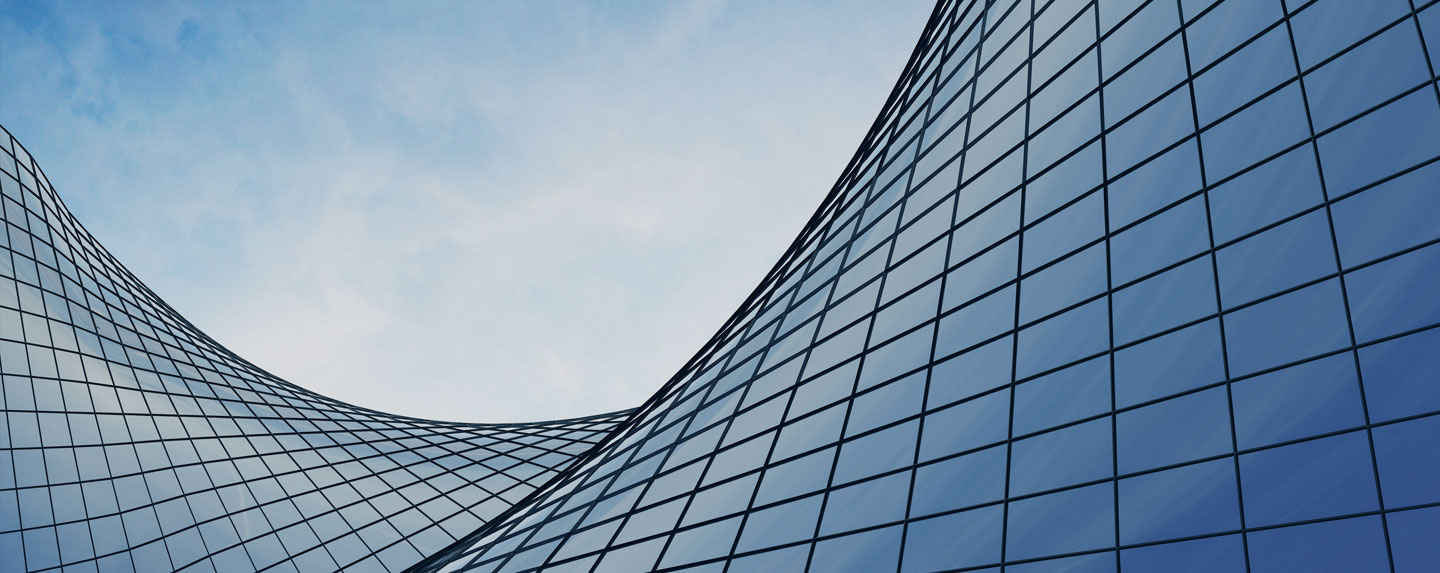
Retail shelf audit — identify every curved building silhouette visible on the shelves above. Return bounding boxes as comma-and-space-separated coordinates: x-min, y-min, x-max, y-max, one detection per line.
0, 125, 630, 572
7, 0, 1440, 571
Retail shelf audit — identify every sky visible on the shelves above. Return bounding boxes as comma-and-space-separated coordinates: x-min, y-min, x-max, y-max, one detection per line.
0, 0, 934, 423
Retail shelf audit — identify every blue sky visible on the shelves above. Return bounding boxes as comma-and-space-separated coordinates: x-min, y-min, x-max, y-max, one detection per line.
0, 0, 932, 422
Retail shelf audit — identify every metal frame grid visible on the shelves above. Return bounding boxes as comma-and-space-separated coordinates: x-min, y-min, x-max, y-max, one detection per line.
5, 0, 1440, 570
413, 0, 1440, 571
0, 127, 633, 572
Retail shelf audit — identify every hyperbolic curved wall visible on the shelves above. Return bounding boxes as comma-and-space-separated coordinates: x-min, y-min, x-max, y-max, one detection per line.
412, 0, 1440, 571
7, 0, 1440, 571
0, 128, 632, 571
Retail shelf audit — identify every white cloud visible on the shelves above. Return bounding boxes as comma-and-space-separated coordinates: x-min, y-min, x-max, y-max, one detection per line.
0, 0, 933, 422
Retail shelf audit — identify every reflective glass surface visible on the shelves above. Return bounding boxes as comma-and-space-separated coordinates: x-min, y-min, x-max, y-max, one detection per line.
7, 0, 1440, 570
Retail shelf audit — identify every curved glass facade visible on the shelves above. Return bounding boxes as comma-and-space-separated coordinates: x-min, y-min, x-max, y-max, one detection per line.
5, 0, 1440, 571
0, 125, 630, 571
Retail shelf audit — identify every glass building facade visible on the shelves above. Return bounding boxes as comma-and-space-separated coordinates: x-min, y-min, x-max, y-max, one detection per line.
5, 0, 1440, 571
0, 124, 631, 572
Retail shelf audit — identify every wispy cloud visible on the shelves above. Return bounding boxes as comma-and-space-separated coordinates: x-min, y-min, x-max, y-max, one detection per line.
0, 0, 932, 422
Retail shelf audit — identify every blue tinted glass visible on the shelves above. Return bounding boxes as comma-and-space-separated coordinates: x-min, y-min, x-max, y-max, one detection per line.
1246, 516, 1390, 573
1120, 534, 1246, 573
1373, 415, 1440, 507
1119, 459, 1239, 544
1115, 319, 1224, 407
901, 506, 1003, 572
1317, 89, 1440, 195
1109, 195, 1209, 286
1389, 506, 1440, 573
936, 285, 1014, 357
1004, 483, 1114, 561
1331, 161, 1440, 267
755, 447, 833, 506
1027, 97, 1101, 176
1026, 143, 1101, 224
809, 525, 902, 573
846, 373, 925, 435
1017, 298, 1108, 378
1022, 193, 1103, 272
1207, 147, 1323, 244
1358, 327, 1440, 422
1184, 0, 1282, 70
1425, 5, 1440, 67
735, 494, 822, 552
728, 545, 808, 572
833, 421, 917, 484
819, 471, 910, 535
1013, 356, 1109, 435
657, 517, 741, 569
1193, 26, 1294, 126
1345, 242, 1440, 343
1289, 0, 1412, 68
1240, 431, 1378, 526
1007, 552, 1113, 573
858, 325, 933, 389
595, 537, 665, 573
1222, 279, 1350, 376
1216, 210, 1336, 308
945, 238, 1017, 309
1304, 23, 1429, 131
1020, 244, 1106, 323
1101, 0, 1177, 75
1231, 354, 1364, 449
929, 335, 1012, 407
920, 391, 1009, 461
911, 445, 1006, 516
1106, 140, 1202, 230
1103, 37, 1187, 125
1010, 418, 1112, 495
871, 283, 939, 344
1112, 257, 1215, 344
1201, 85, 1309, 182
1117, 387, 1231, 473
1106, 89, 1193, 174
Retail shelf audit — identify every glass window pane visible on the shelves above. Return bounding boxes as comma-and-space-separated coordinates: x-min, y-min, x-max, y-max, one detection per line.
1004, 483, 1114, 561
1317, 89, 1440, 195
1222, 279, 1350, 376
1201, 85, 1309, 182
1331, 161, 1440, 268
1017, 298, 1108, 378
1112, 257, 1216, 344
1207, 147, 1323, 244
1389, 506, 1440, 573
1358, 327, 1440, 423
1231, 354, 1364, 449
901, 506, 1002, 573
1117, 386, 1231, 473
1013, 356, 1109, 435
818, 472, 910, 536
809, 525, 902, 573
1011, 418, 1112, 496
1240, 431, 1378, 526
911, 444, 1006, 517
1120, 534, 1246, 573
1373, 415, 1440, 508
920, 391, 1009, 461
1115, 319, 1224, 407
1119, 459, 1240, 544
1345, 242, 1440, 343
1109, 195, 1209, 286
1216, 210, 1335, 308
1246, 516, 1389, 572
